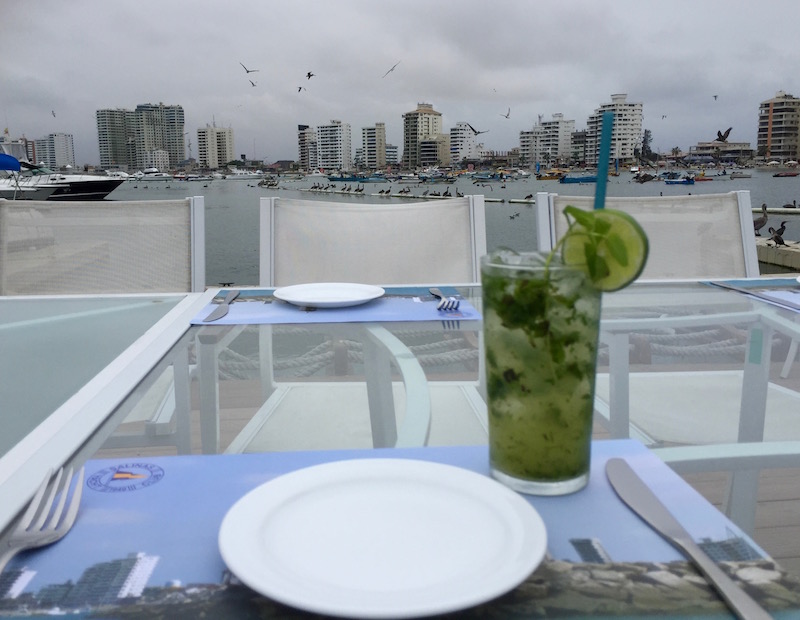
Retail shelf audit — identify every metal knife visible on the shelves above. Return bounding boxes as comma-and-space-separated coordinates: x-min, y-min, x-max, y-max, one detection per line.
202, 289, 239, 322
605, 458, 771, 620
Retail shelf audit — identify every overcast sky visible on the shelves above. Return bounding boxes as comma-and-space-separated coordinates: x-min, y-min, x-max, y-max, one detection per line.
3, 0, 798, 166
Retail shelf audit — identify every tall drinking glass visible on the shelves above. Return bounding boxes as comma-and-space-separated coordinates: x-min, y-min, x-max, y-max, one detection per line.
481, 250, 601, 495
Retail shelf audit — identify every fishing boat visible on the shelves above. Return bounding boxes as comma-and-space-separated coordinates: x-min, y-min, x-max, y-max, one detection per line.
535, 169, 566, 181
559, 174, 597, 184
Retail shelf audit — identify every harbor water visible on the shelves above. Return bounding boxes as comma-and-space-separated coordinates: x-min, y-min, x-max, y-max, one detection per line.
107, 170, 800, 287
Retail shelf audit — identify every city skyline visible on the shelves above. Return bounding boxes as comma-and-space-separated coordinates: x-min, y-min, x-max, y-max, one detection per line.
3, 1, 799, 166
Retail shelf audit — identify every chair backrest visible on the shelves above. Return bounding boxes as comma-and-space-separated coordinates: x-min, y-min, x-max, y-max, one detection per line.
259, 195, 487, 286
535, 190, 759, 279
0, 197, 205, 294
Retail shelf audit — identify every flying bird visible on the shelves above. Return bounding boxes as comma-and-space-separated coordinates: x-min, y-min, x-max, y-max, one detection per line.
239, 62, 259, 74
249, 80, 257, 87
716, 127, 732, 142
306, 71, 315, 80
500, 108, 511, 119
51, 110, 56, 117
382, 61, 400, 78
713, 95, 718, 100
467, 123, 488, 135
297, 86, 306, 92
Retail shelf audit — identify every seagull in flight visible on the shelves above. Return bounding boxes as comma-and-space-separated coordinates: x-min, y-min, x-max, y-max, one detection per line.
249, 79, 257, 87
382, 61, 400, 78
500, 107, 511, 119
713, 95, 718, 100
307, 71, 315, 80
716, 127, 732, 142
297, 86, 306, 92
51, 110, 56, 117
467, 123, 489, 135
239, 62, 259, 74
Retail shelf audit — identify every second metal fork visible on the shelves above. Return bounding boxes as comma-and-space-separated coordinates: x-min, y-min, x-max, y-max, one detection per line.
0, 466, 85, 575
429, 288, 460, 311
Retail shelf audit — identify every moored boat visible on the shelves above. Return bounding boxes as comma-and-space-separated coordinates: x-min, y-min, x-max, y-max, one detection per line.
730, 171, 752, 179
774, 171, 800, 177
664, 177, 695, 185
559, 174, 597, 184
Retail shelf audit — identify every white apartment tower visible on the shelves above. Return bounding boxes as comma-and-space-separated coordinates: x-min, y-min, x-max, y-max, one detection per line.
519, 114, 575, 166
361, 122, 386, 170
133, 103, 186, 169
197, 124, 235, 169
450, 123, 481, 165
585, 94, 643, 166
96, 108, 136, 170
297, 125, 318, 172
32, 133, 76, 169
402, 103, 443, 169
98, 103, 185, 170
317, 120, 352, 171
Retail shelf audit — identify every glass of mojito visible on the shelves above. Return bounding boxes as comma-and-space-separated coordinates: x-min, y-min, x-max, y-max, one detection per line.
481, 206, 649, 495
482, 251, 601, 495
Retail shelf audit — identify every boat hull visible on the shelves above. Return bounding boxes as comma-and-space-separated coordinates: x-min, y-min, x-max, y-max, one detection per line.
559, 175, 597, 184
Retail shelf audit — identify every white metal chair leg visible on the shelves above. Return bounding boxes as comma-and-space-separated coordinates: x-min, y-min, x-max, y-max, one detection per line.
780, 338, 798, 379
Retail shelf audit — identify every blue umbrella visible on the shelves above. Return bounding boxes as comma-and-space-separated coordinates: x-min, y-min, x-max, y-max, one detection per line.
0, 153, 21, 171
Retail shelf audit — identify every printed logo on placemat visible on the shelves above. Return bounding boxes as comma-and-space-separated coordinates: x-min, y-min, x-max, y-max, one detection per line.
87, 463, 165, 492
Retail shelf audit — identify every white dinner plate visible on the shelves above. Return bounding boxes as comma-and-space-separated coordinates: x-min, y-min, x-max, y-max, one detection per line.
218, 459, 547, 619
273, 282, 385, 308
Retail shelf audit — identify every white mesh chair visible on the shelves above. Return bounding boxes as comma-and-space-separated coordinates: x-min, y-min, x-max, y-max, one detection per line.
535, 190, 759, 279
0, 197, 205, 295
259, 196, 486, 286
535, 190, 772, 441
537, 190, 797, 533
0, 197, 207, 455
223, 195, 489, 453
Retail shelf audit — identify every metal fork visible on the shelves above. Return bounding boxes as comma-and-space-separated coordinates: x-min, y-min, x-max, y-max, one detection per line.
0, 466, 85, 575
429, 287, 460, 311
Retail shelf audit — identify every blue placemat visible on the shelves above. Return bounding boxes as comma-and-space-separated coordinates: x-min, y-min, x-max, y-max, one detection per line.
707, 277, 800, 312
191, 287, 480, 325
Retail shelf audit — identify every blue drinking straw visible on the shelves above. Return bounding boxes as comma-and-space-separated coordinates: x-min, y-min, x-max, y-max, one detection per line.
594, 110, 614, 210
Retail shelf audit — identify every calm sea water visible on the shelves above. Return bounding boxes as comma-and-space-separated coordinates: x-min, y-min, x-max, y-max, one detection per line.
107, 170, 800, 287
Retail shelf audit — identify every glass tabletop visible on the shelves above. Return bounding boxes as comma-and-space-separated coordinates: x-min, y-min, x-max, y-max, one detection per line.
0, 295, 186, 459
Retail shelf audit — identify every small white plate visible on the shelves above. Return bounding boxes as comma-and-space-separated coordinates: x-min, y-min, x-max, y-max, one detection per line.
218, 459, 547, 619
273, 282, 385, 308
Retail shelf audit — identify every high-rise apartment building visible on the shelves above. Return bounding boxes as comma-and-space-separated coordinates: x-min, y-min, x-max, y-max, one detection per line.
197, 124, 235, 169
385, 144, 399, 166
585, 94, 642, 166
297, 125, 318, 171
62, 552, 159, 608
758, 90, 800, 160
97, 103, 185, 170
0, 566, 36, 599
31, 133, 76, 169
361, 122, 386, 170
519, 114, 575, 167
316, 120, 352, 171
450, 123, 482, 165
133, 103, 185, 169
402, 103, 442, 169
97, 108, 136, 170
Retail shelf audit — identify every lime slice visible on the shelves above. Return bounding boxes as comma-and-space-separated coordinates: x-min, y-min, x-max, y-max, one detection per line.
561, 208, 649, 292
